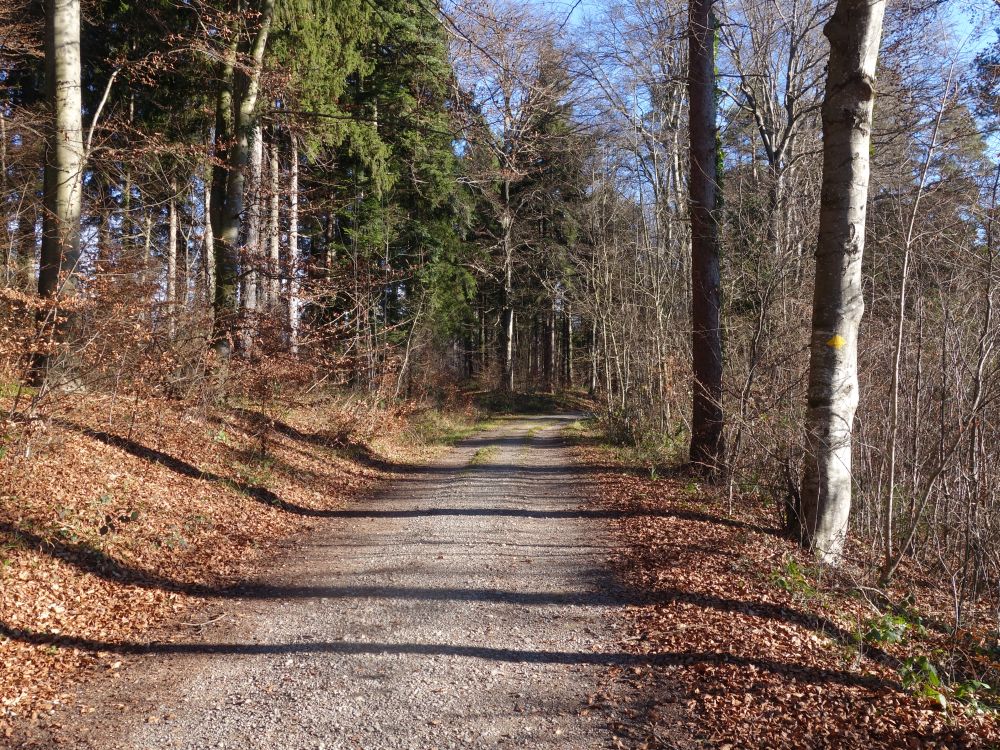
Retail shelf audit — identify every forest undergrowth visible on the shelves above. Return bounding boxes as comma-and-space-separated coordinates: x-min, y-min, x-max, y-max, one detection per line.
0, 381, 483, 738
568, 420, 1000, 748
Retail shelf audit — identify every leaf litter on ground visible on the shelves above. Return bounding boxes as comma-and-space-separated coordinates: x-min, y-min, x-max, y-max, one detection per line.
572, 432, 1000, 749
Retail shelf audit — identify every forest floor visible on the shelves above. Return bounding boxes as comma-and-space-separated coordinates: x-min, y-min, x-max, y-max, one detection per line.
3, 396, 999, 748
572, 423, 1000, 748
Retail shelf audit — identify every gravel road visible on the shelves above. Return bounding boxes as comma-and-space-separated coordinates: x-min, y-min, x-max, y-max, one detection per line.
57, 414, 627, 749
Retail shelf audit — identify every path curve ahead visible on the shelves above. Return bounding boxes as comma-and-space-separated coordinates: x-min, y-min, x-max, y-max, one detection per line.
95, 414, 624, 749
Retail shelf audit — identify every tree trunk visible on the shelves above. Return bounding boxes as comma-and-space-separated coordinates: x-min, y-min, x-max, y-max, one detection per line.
500, 202, 514, 392
479, 303, 487, 374
141, 208, 152, 325
202, 152, 215, 305
799, 0, 885, 563
32, 0, 83, 384
210, 0, 274, 357
288, 133, 300, 354
167, 180, 178, 339
565, 304, 573, 388
589, 318, 598, 396
241, 122, 264, 349
504, 305, 515, 391
687, 0, 725, 475
267, 131, 280, 311
210, 32, 237, 356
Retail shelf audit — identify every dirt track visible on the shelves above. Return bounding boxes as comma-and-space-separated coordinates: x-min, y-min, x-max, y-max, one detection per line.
32, 414, 629, 749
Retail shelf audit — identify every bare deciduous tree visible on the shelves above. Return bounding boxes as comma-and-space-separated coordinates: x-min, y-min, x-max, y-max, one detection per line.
32, 0, 84, 384
799, 0, 886, 562
687, 0, 725, 474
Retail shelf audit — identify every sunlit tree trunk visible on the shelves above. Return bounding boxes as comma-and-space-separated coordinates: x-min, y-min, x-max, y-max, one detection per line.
500, 195, 514, 391
800, 0, 886, 562
546, 303, 555, 391
241, 122, 264, 348
211, 0, 273, 358
267, 133, 280, 310
167, 180, 178, 339
564, 304, 573, 388
288, 133, 300, 354
202, 152, 214, 304
210, 32, 237, 356
589, 319, 598, 395
31, 0, 83, 384
687, 0, 724, 475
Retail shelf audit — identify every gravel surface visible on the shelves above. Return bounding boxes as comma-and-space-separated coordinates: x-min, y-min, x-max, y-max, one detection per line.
53, 414, 626, 749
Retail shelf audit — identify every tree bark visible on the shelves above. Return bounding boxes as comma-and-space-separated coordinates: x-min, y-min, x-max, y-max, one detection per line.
267, 131, 280, 311
500, 198, 514, 391
209, 31, 237, 356
167, 180, 178, 339
799, 0, 885, 563
240, 122, 264, 348
202, 151, 215, 304
545, 305, 555, 392
589, 318, 598, 396
564, 304, 573, 388
210, 0, 274, 358
288, 132, 300, 354
32, 0, 83, 384
687, 0, 725, 475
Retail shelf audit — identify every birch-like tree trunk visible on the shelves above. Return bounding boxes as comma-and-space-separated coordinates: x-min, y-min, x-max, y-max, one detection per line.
288, 133, 300, 354
500, 202, 514, 392
687, 0, 724, 475
565, 304, 573, 387
167, 180, 178, 339
32, 0, 83, 384
800, 0, 886, 562
241, 122, 264, 348
267, 133, 280, 311
202, 154, 214, 304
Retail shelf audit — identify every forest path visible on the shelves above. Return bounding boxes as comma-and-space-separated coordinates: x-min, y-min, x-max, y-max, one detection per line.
79, 414, 624, 749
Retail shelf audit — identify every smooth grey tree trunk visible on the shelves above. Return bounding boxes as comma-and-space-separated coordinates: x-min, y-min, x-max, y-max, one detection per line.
167, 181, 178, 339
500, 193, 514, 392
565, 304, 573, 388
800, 0, 886, 562
32, 0, 83, 384
288, 133, 300, 354
687, 0, 725, 475
241, 122, 264, 349
267, 134, 280, 310
590, 319, 598, 395
547, 303, 556, 391
202, 155, 214, 304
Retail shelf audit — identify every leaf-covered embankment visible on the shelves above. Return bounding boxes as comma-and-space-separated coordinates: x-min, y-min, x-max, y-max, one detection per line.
572, 428, 1000, 748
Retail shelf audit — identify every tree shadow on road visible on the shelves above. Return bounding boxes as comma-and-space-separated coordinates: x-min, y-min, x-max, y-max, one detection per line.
0, 620, 892, 692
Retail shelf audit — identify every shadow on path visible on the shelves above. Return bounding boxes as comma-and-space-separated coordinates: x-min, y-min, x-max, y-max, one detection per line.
0, 621, 893, 692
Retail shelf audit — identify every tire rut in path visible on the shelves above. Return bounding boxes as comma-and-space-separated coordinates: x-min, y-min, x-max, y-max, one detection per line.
100, 414, 623, 749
